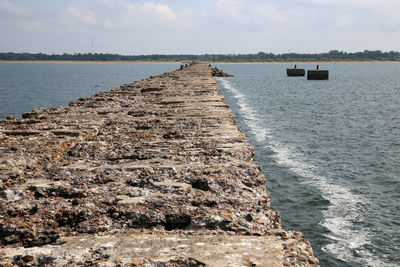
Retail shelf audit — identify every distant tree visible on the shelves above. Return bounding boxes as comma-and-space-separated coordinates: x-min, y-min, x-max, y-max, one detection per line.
0, 50, 399, 62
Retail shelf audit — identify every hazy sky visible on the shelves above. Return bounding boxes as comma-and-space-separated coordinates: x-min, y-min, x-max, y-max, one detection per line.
1, 0, 399, 54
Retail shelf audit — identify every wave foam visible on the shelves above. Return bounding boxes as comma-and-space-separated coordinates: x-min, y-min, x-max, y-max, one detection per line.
219, 79, 270, 142
218, 78, 389, 267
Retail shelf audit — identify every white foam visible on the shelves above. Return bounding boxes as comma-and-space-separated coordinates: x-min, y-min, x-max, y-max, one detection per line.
219, 79, 270, 142
218, 78, 389, 267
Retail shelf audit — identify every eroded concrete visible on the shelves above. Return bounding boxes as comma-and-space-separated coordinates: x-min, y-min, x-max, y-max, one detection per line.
0, 63, 319, 266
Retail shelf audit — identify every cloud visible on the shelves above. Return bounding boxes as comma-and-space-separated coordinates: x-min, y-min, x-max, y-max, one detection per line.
215, 0, 287, 31
19, 21, 46, 31
109, 1, 199, 31
62, 1, 184, 31
115, 2, 181, 30
290, 0, 400, 31
0, 1, 48, 34
334, 14, 354, 28
0, 0, 26, 16
216, 0, 247, 23
296, 0, 330, 5
103, 18, 116, 30
66, 5, 95, 25
1, 0, 400, 54
123, 2, 176, 22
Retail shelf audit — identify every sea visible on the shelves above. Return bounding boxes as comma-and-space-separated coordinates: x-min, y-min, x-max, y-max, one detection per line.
1, 62, 399, 266
0, 63, 176, 119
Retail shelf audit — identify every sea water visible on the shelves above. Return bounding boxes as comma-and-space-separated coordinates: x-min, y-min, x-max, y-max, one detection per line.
0, 62, 176, 119
215, 62, 400, 266
0, 62, 399, 266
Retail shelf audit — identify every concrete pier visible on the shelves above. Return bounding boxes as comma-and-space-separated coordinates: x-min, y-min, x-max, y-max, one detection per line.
0, 63, 318, 266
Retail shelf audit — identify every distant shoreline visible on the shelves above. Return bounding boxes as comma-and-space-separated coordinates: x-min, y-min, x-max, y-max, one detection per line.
215, 60, 397, 64
0, 60, 397, 64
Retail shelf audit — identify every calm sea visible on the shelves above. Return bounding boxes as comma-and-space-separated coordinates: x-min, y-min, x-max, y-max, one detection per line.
0, 63, 176, 119
1, 62, 399, 266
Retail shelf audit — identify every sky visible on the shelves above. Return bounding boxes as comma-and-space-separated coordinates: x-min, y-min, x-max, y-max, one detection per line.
1, 0, 400, 55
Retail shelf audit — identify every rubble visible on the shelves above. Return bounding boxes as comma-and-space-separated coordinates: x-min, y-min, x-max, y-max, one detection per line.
211, 67, 233, 77
0, 63, 318, 266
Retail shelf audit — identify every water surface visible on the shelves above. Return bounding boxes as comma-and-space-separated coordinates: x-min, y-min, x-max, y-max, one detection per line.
216, 62, 400, 266
0, 62, 176, 119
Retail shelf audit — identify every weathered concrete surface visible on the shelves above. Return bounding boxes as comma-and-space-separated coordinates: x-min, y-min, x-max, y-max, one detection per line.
0, 63, 319, 266
1, 231, 285, 266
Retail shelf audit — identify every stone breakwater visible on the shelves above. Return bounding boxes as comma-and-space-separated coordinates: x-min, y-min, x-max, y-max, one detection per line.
0, 63, 319, 266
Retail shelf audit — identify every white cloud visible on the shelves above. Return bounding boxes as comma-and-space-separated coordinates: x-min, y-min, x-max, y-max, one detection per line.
379, 1, 400, 27
1, 0, 400, 54
254, 3, 286, 24
123, 2, 176, 22
0, 0, 26, 16
19, 21, 46, 31
102, 1, 197, 31
334, 15, 354, 28
296, 0, 377, 6
216, 0, 247, 23
103, 19, 116, 30
292, 0, 400, 31
215, 0, 286, 31
66, 5, 95, 25
296, 0, 329, 4
62, 1, 184, 31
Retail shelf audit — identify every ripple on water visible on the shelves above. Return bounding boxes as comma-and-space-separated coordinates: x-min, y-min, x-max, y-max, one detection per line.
217, 66, 399, 267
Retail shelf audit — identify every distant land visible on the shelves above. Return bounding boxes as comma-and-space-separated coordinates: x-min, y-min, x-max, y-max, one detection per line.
1, 50, 399, 63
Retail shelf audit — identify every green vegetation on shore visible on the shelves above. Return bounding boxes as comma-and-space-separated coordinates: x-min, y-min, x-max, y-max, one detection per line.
1, 50, 399, 62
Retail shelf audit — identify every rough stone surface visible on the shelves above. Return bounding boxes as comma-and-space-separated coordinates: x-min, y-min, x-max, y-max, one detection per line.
211, 67, 233, 77
0, 63, 318, 266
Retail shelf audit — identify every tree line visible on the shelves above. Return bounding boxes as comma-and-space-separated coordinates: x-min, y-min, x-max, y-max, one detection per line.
0, 50, 399, 62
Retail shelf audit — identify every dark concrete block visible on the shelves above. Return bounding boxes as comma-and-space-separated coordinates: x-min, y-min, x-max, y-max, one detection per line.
287, 68, 305, 76
307, 70, 329, 80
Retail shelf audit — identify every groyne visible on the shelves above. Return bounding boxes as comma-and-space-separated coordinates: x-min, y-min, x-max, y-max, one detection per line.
0, 63, 318, 266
